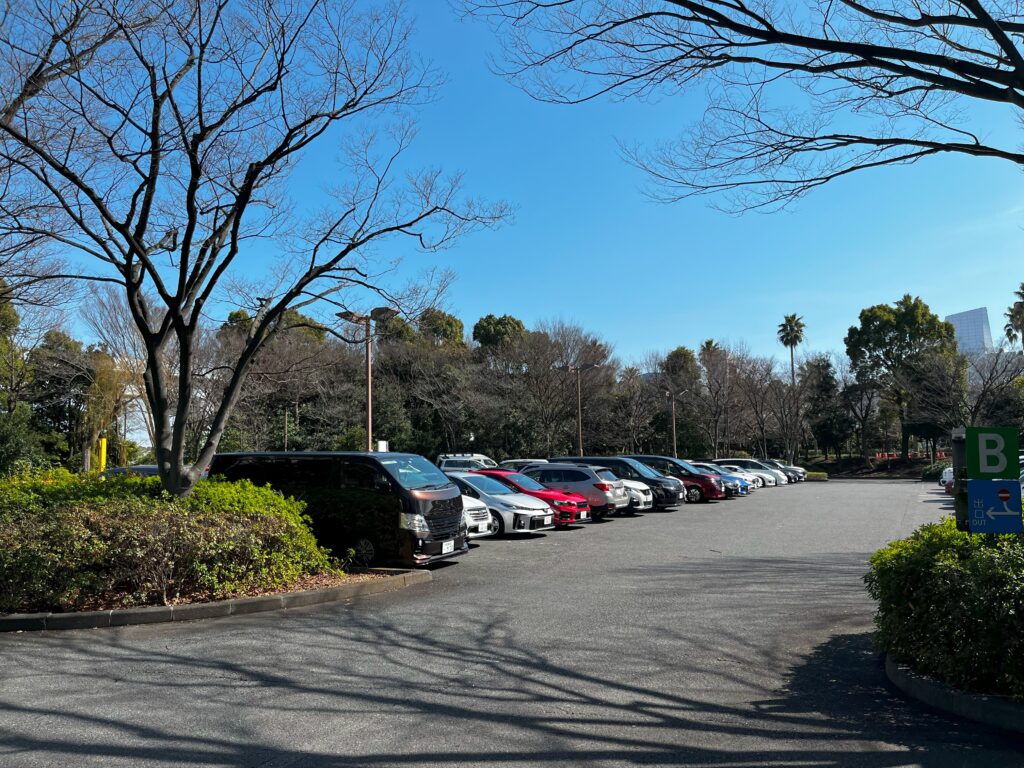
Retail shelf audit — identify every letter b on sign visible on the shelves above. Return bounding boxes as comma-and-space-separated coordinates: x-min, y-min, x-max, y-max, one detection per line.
966, 427, 1020, 480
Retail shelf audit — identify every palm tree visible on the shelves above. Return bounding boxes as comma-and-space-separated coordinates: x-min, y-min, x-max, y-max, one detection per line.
777, 314, 806, 389
777, 314, 805, 464
1004, 283, 1024, 346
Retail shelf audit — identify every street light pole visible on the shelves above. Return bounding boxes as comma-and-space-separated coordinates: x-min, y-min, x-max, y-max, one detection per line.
338, 307, 399, 452
556, 363, 599, 456
669, 394, 678, 458
575, 367, 584, 457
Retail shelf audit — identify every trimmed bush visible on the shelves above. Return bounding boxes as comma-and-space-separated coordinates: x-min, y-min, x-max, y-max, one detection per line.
805, 472, 828, 481
0, 470, 337, 613
920, 460, 951, 481
864, 518, 1024, 700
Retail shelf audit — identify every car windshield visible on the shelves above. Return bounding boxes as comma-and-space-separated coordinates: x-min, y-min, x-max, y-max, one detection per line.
379, 456, 452, 490
695, 464, 721, 476
623, 458, 662, 479
671, 458, 701, 474
463, 474, 515, 496
702, 462, 729, 474
506, 472, 547, 491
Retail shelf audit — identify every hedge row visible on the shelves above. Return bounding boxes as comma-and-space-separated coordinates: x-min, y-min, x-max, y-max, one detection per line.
920, 460, 951, 481
864, 518, 1024, 700
0, 470, 337, 613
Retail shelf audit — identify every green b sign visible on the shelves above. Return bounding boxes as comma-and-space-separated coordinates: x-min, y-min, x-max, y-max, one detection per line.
966, 427, 1020, 480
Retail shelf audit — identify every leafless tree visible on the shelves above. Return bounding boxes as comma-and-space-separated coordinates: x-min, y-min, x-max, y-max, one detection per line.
468, 0, 1024, 210
0, 0, 506, 493
734, 354, 778, 458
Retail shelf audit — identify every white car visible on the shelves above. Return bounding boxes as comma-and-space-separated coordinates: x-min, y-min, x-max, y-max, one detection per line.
722, 464, 775, 487
437, 453, 498, 471
447, 472, 555, 535
621, 478, 654, 512
939, 467, 954, 487
462, 494, 494, 539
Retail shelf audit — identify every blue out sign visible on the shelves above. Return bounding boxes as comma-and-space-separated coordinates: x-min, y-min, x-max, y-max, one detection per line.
967, 480, 1023, 534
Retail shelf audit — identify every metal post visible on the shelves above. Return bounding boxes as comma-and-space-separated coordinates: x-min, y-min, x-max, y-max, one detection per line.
365, 316, 373, 453
576, 367, 584, 456
671, 396, 678, 458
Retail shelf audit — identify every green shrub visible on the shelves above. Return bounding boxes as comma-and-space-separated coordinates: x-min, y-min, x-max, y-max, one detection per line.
864, 518, 1024, 699
805, 472, 828, 481
0, 470, 336, 613
920, 460, 951, 481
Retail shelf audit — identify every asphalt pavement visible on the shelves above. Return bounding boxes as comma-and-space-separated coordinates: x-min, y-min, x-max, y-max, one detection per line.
1, 480, 1022, 766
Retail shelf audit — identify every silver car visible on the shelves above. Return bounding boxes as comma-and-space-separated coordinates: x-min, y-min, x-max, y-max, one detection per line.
522, 463, 629, 520
447, 472, 555, 535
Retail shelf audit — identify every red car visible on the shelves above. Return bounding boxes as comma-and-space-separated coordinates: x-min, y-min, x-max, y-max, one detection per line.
473, 469, 591, 525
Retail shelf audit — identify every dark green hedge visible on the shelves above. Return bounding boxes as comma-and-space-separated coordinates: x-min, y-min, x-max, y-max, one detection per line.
864, 518, 1024, 700
0, 470, 336, 613
920, 460, 951, 481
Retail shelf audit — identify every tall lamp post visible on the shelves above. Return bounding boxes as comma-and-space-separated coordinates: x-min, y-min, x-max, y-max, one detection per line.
338, 307, 399, 452
558, 363, 599, 456
665, 389, 688, 458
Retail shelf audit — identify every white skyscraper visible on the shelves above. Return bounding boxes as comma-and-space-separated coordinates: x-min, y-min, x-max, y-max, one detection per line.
945, 307, 993, 353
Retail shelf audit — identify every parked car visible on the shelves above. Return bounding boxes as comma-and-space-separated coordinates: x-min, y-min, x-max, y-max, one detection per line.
625, 455, 727, 503
939, 466, 954, 487
446, 471, 555, 535
473, 469, 591, 525
621, 479, 655, 512
463, 494, 495, 539
437, 453, 498, 471
760, 458, 804, 483
717, 458, 788, 485
689, 461, 749, 496
521, 463, 629, 520
720, 463, 775, 487
207, 452, 468, 567
499, 458, 548, 471
551, 455, 685, 509
103, 464, 160, 477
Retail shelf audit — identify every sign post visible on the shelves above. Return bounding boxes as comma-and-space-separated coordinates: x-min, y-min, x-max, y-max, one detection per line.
965, 427, 1022, 534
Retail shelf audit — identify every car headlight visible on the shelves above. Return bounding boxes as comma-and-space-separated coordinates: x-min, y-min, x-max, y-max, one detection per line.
399, 512, 430, 532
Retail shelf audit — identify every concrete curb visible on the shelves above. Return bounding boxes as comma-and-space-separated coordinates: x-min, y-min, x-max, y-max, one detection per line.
885, 653, 1024, 735
0, 569, 431, 632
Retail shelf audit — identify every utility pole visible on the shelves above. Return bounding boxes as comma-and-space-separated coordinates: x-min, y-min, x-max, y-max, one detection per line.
338, 307, 399, 452
557, 363, 599, 456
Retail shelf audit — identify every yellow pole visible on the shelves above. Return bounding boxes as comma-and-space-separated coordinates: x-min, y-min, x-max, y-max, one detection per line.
98, 436, 108, 473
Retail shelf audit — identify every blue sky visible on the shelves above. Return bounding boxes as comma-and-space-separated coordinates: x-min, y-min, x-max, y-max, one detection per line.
279, 5, 1023, 364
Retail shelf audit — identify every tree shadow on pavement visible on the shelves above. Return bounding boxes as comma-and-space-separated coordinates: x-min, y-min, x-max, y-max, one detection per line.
0, 557, 1022, 766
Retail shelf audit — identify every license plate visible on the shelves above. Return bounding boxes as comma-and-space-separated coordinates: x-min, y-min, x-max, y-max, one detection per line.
475, 524, 487, 533
441, 540, 454, 554
542, 516, 552, 525
579, 511, 588, 519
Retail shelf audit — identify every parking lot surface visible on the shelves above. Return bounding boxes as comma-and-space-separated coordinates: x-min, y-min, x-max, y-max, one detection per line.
1, 480, 1022, 766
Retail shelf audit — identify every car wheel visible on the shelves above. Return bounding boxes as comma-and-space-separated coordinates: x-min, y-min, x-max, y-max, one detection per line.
489, 510, 505, 536
686, 486, 704, 503
592, 505, 606, 522
351, 537, 377, 568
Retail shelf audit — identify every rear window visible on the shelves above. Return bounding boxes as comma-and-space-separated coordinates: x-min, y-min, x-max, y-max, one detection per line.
596, 469, 617, 481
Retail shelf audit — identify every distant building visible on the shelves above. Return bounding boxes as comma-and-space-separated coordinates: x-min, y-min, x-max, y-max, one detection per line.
945, 307, 993, 353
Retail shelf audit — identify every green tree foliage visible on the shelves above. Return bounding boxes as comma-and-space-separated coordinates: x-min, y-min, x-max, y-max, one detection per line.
472, 313, 526, 349
1004, 283, 1024, 346
845, 295, 956, 460
801, 355, 852, 459
418, 309, 465, 347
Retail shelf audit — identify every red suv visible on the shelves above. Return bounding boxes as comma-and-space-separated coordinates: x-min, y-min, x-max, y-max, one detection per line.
474, 469, 591, 525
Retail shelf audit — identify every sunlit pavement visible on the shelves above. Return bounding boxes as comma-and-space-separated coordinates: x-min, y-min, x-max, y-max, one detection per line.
1, 480, 1022, 767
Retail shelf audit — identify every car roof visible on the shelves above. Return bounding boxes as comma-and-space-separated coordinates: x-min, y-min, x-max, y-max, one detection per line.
212, 451, 423, 460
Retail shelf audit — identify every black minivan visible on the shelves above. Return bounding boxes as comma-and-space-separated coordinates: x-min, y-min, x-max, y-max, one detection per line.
207, 452, 468, 567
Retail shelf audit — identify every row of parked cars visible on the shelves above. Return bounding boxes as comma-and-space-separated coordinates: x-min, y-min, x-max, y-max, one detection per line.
167, 450, 807, 568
